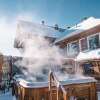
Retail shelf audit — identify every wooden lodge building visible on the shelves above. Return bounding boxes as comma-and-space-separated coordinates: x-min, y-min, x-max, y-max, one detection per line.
55, 17, 100, 79
0, 17, 99, 100
12, 17, 100, 100
14, 20, 66, 48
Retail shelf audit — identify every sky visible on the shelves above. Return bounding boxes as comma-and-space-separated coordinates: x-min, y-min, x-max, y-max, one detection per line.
0, 0, 100, 55
0, 0, 100, 26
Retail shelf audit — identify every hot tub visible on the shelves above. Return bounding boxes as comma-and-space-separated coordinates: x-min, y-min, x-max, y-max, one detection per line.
13, 74, 97, 100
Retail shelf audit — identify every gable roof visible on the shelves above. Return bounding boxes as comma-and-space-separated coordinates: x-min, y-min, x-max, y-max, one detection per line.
16, 20, 66, 39
55, 17, 100, 43
71, 17, 100, 30
0, 47, 22, 57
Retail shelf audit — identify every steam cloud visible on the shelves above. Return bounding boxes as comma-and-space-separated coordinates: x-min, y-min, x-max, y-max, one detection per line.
0, 14, 83, 82
16, 32, 64, 81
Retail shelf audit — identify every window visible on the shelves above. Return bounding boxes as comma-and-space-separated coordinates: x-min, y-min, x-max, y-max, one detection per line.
63, 46, 67, 56
80, 38, 88, 51
82, 63, 94, 75
88, 34, 99, 50
67, 41, 79, 56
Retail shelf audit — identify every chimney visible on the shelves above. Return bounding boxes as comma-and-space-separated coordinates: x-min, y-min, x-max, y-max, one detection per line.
67, 26, 71, 29
41, 20, 45, 25
83, 17, 88, 21
54, 24, 59, 30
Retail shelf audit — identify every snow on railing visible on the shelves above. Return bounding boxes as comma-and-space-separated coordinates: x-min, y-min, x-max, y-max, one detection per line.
49, 71, 68, 100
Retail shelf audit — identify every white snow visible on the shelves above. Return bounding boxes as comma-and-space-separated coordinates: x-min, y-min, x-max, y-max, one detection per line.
55, 17, 100, 43
17, 20, 62, 38
71, 17, 100, 30
15, 75, 96, 88
0, 92, 16, 100
75, 49, 100, 61
0, 47, 22, 57
0, 17, 21, 57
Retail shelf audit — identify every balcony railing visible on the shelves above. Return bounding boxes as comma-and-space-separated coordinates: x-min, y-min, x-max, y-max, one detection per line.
49, 71, 69, 100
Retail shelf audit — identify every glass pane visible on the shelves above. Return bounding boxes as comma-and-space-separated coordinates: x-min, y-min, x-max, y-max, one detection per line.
67, 41, 79, 56
83, 63, 94, 75
80, 38, 88, 51
89, 35, 99, 50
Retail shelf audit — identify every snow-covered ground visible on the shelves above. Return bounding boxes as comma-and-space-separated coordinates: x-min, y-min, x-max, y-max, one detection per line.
0, 91, 100, 100
98, 92, 100, 100
0, 92, 16, 100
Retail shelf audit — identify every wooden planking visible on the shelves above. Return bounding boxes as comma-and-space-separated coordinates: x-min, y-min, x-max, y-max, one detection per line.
14, 71, 98, 100
14, 82, 97, 100
56, 24, 100, 47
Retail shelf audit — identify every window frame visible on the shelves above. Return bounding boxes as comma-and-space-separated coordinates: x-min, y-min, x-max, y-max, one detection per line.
63, 45, 68, 56
67, 40, 79, 55
79, 37, 88, 52
87, 33, 100, 50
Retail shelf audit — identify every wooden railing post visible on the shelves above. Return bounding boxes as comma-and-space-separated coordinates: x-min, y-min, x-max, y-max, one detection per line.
49, 71, 53, 100
49, 71, 69, 100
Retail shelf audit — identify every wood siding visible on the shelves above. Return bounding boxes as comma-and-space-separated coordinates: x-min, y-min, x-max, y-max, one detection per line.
14, 82, 97, 100
56, 24, 100, 48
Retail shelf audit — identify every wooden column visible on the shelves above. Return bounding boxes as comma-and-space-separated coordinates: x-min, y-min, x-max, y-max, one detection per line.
90, 82, 97, 100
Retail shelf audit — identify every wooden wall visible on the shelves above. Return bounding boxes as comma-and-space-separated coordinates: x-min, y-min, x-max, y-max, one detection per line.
56, 24, 100, 48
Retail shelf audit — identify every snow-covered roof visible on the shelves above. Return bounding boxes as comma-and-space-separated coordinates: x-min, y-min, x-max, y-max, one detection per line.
0, 18, 22, 57
17, 20, 65, 39
75, 49, 100, 61
55, 17, 100, 43
0, 47, 22, 57
71, 17, 100, 30
55, 29, 83, 43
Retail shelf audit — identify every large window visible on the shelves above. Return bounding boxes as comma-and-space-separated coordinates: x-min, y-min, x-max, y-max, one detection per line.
67, 41, 79, 56
80, 38, 88, 51
88, 34, 99, 50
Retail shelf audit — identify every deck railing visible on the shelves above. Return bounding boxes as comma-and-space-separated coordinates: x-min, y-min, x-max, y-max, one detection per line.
49, 71, 69, 100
